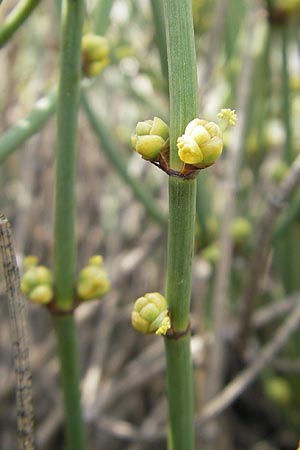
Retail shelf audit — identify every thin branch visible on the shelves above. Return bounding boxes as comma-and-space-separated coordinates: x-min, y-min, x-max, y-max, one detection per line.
238, 152, 300, 349
252, 293, 300, 329
0, 214, 35, 450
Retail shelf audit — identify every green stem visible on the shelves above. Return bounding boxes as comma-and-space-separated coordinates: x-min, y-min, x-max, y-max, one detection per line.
163, 1, 198, 449
281, 26, 292, 164
0, 91, 56, 164
52, 1, 86, 449
166, 177, 196, 331
150, 0, 169, 82
93, 0, 114, 35
164, 0, 198, 171
0, 0, 41, 47
54, 0, 84, 310
164, 335, 194, 450
52, 315, 86, 450
277, 26, 295, 293
81, 92, 166, 226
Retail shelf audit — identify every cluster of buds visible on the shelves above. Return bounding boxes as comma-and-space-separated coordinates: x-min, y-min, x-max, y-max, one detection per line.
177, 109, 237, 168
77, 255, 110, 301
81, 33, 110, 77
131, 292, 171, 336
131, 117, 169, 161
21, 256, 53, 305
131, 109, 236, 176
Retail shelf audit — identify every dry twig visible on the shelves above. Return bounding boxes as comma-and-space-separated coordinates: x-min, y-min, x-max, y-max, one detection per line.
0, 214, 35, 450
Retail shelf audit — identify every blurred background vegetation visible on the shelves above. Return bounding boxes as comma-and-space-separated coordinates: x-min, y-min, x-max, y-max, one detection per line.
1, 0, 300, 449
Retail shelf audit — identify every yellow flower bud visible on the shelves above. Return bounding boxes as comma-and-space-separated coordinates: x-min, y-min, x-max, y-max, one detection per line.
77, 259, 110, 301
21, 265, 52, 295
28, 284, 53, 305
177, 120, 223, 168
177, 110, 236, 168
81, 33, 110, 78
131, 292, 171, 335
131, 117, 169, 161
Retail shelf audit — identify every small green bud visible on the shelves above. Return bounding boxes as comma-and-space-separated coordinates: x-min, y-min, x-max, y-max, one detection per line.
77, 257, 110, 301
131, 292, 171, 335
21, 265, 52, 295
29, 284, 53, 305
230, 217, 252, 246
131, 117, 169, 161
21, 258, 53, 305
81, 33, 110, 78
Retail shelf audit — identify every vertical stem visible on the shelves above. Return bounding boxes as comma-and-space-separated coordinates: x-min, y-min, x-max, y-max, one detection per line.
150, 0, 169, 82
54, 0, 84, 311
53, 1, 86, 449
52, 316, 86, 450
163, 1, 198, 449
164, 0, 198, 171
93, 0, 114, 35
281, 26, 292, 165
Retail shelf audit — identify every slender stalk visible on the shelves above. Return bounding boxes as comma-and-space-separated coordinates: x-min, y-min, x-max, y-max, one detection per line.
275, 25, 296, 294
54, 0, 84, 310
281, 27, 292, 165
81, 91, 166, 226
0, 0, 41, 47
150, 0, 168, 81
165, 335, 194, 450
52, 316, 86, 450
0, 91, 56, 164
53, 1, 86, 449
93, 0, 114, 35
163, 1, 198, 449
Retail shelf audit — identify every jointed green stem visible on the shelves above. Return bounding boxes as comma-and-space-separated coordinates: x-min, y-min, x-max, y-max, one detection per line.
53, 1, 86, 449
165, 336, 194, 450
0, 0, 41, 47
164, 0, 198, 171
166, 177, 196, 331
163, 1, 198, 449
52, 316, 86, 450
0, 91, 56, 164
54, 0, 84, 310
81, 92, 167, 226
